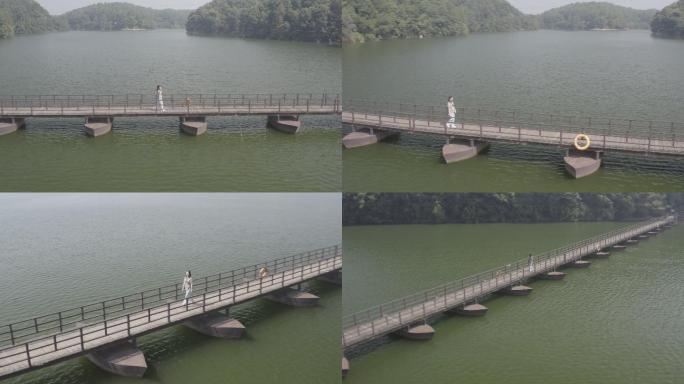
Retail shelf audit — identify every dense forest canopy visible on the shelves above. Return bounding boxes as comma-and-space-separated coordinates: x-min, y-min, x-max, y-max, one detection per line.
540, 2, 657, 30
59, 3, 191, 31
342, 0, 537, 43
0, 0, 62, 38
185, 0, 341, 43
343, 193, 683, 226
651, 0, 684, 38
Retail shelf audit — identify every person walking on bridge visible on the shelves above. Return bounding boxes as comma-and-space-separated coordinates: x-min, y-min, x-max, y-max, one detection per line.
528, 254, 534, 273
447, 96, 456, 129
182, 270, 193, 305
156, 85, 166, 112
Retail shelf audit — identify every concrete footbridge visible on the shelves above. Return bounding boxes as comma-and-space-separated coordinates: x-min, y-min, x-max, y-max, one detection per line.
340, 217, 675, 377
0, 93, 341, 137
0, 245, 342, 380
342, 101, 684, 178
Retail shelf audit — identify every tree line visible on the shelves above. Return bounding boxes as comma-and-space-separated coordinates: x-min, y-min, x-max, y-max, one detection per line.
185, 0, 341, 44
539, 2, 657, 30
651, 0, 684, 38
343, 193, 684, 226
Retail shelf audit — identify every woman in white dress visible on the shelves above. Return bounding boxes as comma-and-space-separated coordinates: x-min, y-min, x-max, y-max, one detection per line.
182, 270, 192, 305
447, 96, 456, 128
156, 85, 166, 112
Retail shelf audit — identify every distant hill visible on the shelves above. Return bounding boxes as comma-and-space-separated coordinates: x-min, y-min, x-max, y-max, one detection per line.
539, 2, 657, 30
59, 3, 191, 31
0, 0, 64, 38
186, 0, 341, 44
343, 0, 537, 43
651, 0, 684, 38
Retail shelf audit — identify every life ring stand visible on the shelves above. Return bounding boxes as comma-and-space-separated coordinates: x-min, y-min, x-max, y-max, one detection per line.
574, 134, 591, 151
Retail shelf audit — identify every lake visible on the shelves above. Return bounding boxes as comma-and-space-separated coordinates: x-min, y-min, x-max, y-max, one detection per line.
343, 30, 684, 191
342, 222, 684, 383
0, 30, 341, 191
0, 194, 341, 384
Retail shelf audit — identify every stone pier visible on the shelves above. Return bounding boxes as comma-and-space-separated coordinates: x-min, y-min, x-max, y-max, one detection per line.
563, 148, 603, 179
267, 115, 301, 133
84, 116, 113, 137
183, 311, 245, 338
0, 117, 25, 136
86, 340, 147, 378
342, 127, 398, 149
179, 116, 207, 136
394, 324, 435, 340
318, 270, 342, 285
448, 303, 488, 316
501, 285, 533, 296
442, 138, 489, 163
265, 288, 320, 307
539, 271, 566, 280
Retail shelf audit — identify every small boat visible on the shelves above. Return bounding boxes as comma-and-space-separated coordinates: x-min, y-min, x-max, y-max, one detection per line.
87, 341, 147, 378
564, 148, 602, 178
180, 116, 207, 136
342, 128, 398, 148
442, 138, 489, 163
0, 117, 24, 136
84, 117, 112, 137
267, 115, 301, 134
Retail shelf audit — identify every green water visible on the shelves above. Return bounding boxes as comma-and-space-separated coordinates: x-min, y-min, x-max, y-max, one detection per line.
0, 194, 341, 384
343, 222, 684, 383
0, 31, 341, 192
343, 30, 684, 191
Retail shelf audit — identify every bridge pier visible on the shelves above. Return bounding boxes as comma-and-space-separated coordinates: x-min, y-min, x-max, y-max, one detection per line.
500, 285, 533, 296
267, 114, 301, 133
612, 244, 628, 251
342, 356, 350, 378
84, 116, 113, 137
317, 270, 342, 285
342, 127, 398, 149
394, 324, 435, 340
563, 148, 602, 179
538, 271, 566, 280
570, 260, 591, 268
442, 138, 489, 163
180, 116, 207, 136
448, 303, 488, 316
265, 287, 320, 307
86, 340, 147, 378
592, 251, 611, 258
183, 311, 245, 338
0, 117, 25, 136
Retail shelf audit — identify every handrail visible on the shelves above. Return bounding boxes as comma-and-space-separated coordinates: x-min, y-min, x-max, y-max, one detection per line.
0, 245, 341, 350
343, 100, 684, 144
342, 216, 674, 348
0, 93, 342, 115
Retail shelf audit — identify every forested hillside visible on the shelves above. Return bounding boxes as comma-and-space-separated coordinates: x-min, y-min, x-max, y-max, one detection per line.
186, 0, 341, 43
651, 0, 684, 38
540, 2, 656, 30
342, 0, 537, 43
60, 3, 190, 31
343, 193, 681, 225
0, 0, 64, 38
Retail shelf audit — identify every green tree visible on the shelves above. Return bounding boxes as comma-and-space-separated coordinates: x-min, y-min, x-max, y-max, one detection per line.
651, 0, 684, 38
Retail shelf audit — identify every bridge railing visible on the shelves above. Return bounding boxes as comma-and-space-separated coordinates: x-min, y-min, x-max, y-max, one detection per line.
0, 245, 341, 351
343, 100, 684, 147
0, 93, 341, 114
342, 216, 672, 347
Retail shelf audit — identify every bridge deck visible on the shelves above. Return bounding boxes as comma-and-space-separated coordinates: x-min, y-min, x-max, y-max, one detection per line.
0, 94, 340, 118
0, 246, 341, 379
342, 217, 673, 350
343, 111, 684, 156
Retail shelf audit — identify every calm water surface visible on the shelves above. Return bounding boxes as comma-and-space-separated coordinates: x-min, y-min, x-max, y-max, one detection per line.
0, 31, 341, 191
0, 194, 341, 384
343, 222, 684, 383
343, 31, 684, 191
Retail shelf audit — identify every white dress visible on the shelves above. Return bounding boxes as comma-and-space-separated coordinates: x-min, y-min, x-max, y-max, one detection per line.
183, 276, 192, 298
157, 89, 165, 112
447, 101, 456, 128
